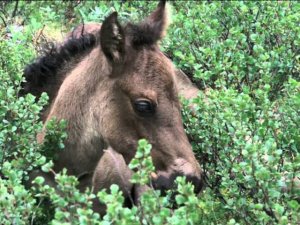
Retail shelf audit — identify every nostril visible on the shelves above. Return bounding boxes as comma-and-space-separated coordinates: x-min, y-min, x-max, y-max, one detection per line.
152, 172, 203, 194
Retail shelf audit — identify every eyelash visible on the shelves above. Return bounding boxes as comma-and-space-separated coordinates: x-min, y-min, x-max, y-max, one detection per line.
133, 99, 156, 116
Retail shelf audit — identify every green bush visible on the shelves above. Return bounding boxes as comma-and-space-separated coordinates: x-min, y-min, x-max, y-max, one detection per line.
0, 1, 299, 224
167, 2, 299, 99
181, 78, 299, 224
0, 25, 43, 223
174, 2, 299, 224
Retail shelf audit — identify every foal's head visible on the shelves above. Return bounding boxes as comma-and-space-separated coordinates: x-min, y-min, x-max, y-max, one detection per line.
98, 1, 202, 193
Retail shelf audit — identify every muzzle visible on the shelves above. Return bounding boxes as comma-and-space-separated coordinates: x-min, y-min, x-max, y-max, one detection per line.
151, 158, 203, 194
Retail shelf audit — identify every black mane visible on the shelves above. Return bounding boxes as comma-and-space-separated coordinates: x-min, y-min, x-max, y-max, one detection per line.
20, 32, 97, 101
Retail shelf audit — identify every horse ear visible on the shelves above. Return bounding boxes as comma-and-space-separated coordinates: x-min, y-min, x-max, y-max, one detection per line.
144, 1, 170, 40
100, 12, 125, 63
130, 0, 170, 46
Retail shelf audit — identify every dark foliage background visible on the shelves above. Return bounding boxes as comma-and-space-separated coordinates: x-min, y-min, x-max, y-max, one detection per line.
0, 1, 299, 224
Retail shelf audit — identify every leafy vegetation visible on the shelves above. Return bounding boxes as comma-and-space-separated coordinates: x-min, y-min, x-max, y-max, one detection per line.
0, 1, 299, 224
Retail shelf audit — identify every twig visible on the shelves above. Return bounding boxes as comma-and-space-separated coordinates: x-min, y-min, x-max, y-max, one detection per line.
35, 24, 46, 42
80, 16, 85, 37
11, 0, 19, 18
0, 14, 6, 27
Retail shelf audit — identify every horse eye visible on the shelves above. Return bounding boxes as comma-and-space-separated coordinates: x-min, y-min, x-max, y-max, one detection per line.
134, 99, 156, 116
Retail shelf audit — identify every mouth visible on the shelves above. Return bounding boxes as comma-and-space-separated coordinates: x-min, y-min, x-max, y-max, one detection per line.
151, 171, 203, 194
128, 171, 203, 204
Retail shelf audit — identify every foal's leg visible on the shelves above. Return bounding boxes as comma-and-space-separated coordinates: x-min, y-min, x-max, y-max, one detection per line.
92, 147, 134, 214
92, 147, 151, 215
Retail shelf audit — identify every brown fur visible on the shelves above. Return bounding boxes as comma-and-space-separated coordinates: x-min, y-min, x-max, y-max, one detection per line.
68, 22, 199, 101
23, 1, 202, 214
92, 148, 151, 213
